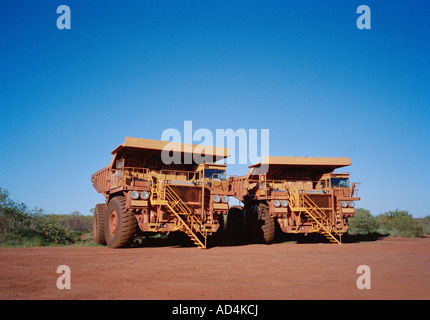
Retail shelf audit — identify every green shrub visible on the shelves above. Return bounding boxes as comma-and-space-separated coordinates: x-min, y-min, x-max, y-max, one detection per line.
376, 209, 424, 238
50, 211, 92, 232
0, 188, 70, 246
34, 216, 70, 245
0, 188, 32, 235
415, 216, 430, 235
348, 208, 425, 238
348, 208, 379, 234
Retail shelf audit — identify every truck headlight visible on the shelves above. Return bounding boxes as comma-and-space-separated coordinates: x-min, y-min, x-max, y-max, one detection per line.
281, 200, 289, 207
222, 195, 229, 203
349, 200, 355, 208
131, 191, 139, 200
213, 195, 221, 203
341, 201, 348, 208
140, 191, 149, 200
274, 200, 281, 207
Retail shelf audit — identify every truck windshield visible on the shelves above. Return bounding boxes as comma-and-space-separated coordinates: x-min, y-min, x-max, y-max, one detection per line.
331, 178, 350, 188
204, 169, 226, 180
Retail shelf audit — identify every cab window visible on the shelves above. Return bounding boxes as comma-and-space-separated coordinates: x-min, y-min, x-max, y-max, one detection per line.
331, 178, 350, 188
204, 169, 226, 180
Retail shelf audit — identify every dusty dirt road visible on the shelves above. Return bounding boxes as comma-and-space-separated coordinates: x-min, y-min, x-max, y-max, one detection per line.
0, 237, 429, 300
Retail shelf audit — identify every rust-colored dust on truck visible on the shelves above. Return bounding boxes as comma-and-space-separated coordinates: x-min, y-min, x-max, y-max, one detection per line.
91, 137, 359, 248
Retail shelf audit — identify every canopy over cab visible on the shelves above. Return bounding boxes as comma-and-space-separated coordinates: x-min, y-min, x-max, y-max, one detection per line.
111, 137, 230, 171
92, 137, 230, 195
247, 156, 351, 180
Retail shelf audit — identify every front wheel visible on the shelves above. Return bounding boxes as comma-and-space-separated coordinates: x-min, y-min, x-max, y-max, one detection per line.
104, 196, 137, 248
257, 203, 275, 244
246, 202, 275, 244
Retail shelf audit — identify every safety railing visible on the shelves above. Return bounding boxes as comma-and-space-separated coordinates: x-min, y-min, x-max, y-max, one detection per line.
149, 172, 207, 248
286, 185, 342, 244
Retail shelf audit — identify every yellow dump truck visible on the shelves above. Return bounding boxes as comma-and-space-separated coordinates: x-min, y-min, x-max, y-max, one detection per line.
227, 157, 360, 244
91, 137, 231, 248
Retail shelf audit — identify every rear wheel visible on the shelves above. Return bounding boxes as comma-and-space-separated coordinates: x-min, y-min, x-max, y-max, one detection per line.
104, 196, 137, 248
246, 202, 275, 244
92, 203, 107, 245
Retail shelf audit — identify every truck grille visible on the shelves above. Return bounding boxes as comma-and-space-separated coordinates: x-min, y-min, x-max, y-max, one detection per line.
306, 194, 331, 210
170, 185, 202, 203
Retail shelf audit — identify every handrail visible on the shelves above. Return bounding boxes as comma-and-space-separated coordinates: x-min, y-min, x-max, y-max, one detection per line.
149, 171, 207, 248
286, 185, 342, 244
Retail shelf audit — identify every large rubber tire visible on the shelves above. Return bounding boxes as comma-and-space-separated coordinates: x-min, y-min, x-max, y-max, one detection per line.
257, 203, 275, 244
104, 196, 137, 248
92, 203, 107, 245
226, 205, 245, 244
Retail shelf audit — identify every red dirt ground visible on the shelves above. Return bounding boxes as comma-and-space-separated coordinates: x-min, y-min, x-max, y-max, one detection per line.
0, 237, 429, 300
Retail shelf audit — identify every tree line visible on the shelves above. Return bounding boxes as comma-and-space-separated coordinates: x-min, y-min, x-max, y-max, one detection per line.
0, 187, 92, 246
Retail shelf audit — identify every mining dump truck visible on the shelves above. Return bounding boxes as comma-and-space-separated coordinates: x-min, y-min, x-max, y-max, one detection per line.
227, 156, 360, 244
91, 137, 231, 248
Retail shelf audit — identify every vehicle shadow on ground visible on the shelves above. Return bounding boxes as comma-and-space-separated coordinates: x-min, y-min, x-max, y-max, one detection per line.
341, 233, 389, 243
130, 231, 389, 249
272, 232, 388, 244
130, 231, 256, 248
131, 233, 196, 248
210, 232, 389, 247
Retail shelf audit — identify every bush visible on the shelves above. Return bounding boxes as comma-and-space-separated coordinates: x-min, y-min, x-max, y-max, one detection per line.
348, 208, 425, 238
0, 188, 71, 246
376, 209, 425, 238
50, 211, 92, 232
35, 216, 70, 245
0, 188, 32, 236
348, 208, 379, 235
1, 188, 36, 244
416, 216, 430, 235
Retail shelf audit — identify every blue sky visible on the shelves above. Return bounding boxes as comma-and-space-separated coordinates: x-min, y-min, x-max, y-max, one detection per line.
0, 1, 429, 217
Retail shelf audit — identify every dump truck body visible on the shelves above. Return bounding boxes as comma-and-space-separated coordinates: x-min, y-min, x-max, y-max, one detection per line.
228, 156, 360, 244
91, 137, 230, 248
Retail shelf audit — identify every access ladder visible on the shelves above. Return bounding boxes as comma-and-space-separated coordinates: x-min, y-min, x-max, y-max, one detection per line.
287, 186, 343, 244
150, 173, 208, 248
